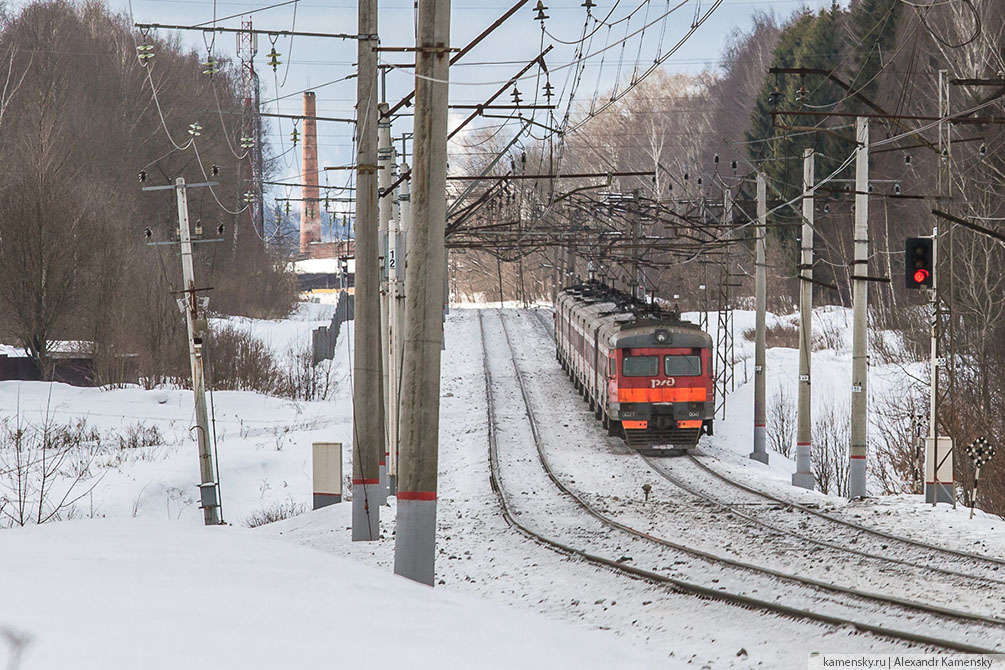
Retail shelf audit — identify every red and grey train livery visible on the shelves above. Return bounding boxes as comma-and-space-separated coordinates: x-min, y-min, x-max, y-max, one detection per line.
554, 283, 714, 453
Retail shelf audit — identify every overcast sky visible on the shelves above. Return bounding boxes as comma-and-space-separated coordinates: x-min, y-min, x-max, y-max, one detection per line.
106, 0, 844, 210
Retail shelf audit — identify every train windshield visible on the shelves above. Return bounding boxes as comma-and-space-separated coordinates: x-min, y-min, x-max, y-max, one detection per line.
664, 355, 702, 377
623, 355, 659, 377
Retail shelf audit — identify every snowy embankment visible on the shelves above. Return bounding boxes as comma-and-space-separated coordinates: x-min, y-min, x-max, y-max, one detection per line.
2, 519, 659, 670
2, 303, 1003, 670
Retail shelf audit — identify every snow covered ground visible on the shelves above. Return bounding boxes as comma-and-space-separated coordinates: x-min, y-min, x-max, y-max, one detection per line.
2, 302, 1003, 669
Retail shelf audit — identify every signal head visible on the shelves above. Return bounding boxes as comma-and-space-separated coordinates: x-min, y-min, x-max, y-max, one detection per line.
905, 237, 933, 289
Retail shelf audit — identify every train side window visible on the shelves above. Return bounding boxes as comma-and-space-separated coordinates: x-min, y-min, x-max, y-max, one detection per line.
623, 355, 658, 377
609, 358, 615, 376
665, 355, 702, 377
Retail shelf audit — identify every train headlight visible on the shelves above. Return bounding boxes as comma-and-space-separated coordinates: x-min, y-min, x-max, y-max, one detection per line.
655, 329, 669, 343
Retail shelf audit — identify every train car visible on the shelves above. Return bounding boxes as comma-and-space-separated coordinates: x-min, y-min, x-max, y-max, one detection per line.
554, 283, 714, 453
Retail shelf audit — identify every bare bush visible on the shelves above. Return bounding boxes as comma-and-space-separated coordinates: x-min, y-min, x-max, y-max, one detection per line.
117, 423, 164, 450
871, 388, 927, 495
245, 497, 306, 527
813, 398, 850, 496
206, 327, 335, 401
768, 384, 796, 459
0, 415, 102, 527
205, 325, 281, 395
742, 321, 800, 348
278, 344, 335, 401
812, 319, 845, 352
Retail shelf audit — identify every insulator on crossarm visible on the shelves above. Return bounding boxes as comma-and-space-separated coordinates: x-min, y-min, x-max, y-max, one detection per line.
267, 46, 281, 71
137, 43, 154, 65
202, 56, 220, 76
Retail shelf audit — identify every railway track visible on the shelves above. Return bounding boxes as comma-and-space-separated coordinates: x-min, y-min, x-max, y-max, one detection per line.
530, 306, 1005, 579
502, 307, 1004, 653
682, 454, 1005, 569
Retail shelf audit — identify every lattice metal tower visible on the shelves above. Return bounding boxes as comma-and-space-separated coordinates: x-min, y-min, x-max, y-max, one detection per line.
714, 188, 737, 420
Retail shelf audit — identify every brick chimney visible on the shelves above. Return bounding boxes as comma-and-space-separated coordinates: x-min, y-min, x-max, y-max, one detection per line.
300, 91, 321, 254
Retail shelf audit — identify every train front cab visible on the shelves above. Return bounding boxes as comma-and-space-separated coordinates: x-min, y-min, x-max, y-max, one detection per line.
605, 326, 714, 450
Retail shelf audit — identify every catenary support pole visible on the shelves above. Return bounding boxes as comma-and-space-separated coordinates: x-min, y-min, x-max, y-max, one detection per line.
630, 189, 641, 299
376, 101, 393, 505
750, 172, 769, 465
352, 0, 383, 541
394, 0, 450, 586
175, 177, 221, 525
793, 149, 816, 490
849, 117, 870, 499
389, 160, 408, 495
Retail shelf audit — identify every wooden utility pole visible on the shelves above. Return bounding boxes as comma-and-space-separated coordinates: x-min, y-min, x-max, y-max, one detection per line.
352, 0, 383, 541
394, 0, 450, 586
848, 117, 869, 499
793, 149, 815, 490
750, 173, 769, 465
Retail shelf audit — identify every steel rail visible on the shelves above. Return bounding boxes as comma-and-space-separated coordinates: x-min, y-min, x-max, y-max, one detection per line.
533, 305, 1005, 572
642, 455, 1005, 590
685, 453, 1005, 568
488, 309, 1002, 655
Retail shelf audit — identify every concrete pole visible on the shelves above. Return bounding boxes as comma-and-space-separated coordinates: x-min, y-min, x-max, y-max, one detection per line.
377, 102, 393, 505
750, 172, 769, 465
175, 177, 221, 526
394, 0, 450, 586
388, 159, 406, 495
849, 117, 870, 499
793, 149, 815, 490
352, 0, 383, 541
385, 147, 399, 495
925, 230, 952, 503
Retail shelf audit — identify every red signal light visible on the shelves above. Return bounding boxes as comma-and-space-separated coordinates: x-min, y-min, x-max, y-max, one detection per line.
913, 268, 930, 284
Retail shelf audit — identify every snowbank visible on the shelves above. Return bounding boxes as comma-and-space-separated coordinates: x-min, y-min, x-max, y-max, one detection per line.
0, 518, 663, 670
